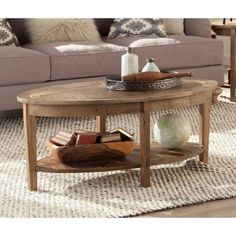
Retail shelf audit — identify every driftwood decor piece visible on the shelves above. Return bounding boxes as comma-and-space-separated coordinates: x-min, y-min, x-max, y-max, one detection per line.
122, 71, 192, 82
47, 140, 136, 163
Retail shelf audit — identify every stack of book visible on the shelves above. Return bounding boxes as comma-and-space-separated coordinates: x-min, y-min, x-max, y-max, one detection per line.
50, 128, 134, 147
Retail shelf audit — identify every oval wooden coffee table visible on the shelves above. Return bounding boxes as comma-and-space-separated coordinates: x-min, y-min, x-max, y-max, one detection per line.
17, 78, 219, 191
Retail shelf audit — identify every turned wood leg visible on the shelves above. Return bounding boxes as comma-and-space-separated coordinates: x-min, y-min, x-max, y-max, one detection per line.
230, 28, 236, 102
199, 102, 211, 163
139, 108, 151, 187
212, 87, 222, 104
23, 104, 37, 191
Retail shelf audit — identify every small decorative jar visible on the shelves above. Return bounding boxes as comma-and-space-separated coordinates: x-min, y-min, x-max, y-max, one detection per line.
142, 58, 160, 72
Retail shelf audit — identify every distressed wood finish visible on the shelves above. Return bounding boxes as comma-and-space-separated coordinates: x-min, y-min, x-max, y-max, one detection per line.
18, 78, 218, 191
37, 143, 203, 173
96, 115, 106, 133
199, 102, 211, 163
17, 80, 218, 105
27, 103, 142, 117
212, 88, 222, 104
140, 103, 151, 187
149, 93, 212, 111
212, 21, 236, 101
23, 104, 37, 191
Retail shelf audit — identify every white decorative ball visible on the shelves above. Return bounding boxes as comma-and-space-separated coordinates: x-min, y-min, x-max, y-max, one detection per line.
154, 113, 191, 148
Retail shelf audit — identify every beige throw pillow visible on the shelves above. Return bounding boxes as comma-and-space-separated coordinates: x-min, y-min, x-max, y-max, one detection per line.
163, 19, 185, 35
26, 19, 101, 44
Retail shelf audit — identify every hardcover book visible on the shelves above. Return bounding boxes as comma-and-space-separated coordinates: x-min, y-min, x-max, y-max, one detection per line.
50, 137, 70, 146
76, 132, 97, 145
110, 128, 133, 141
100, 133, 122, 143
50, 131, 76, 146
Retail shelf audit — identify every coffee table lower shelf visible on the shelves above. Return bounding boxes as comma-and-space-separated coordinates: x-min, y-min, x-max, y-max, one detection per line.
36, 143, 203, 173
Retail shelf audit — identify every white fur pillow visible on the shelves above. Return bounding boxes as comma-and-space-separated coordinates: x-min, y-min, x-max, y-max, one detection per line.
26, 19, 101, 44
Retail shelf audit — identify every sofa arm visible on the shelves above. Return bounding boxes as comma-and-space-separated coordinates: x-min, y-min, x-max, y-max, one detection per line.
184, 19, 211, 38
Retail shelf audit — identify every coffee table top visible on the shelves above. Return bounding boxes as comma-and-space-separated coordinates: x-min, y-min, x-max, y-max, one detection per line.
17, 78, 218, 106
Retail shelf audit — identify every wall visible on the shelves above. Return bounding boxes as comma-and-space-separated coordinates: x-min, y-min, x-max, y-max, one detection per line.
211, 19, 231, 66
218, 36, 230, 66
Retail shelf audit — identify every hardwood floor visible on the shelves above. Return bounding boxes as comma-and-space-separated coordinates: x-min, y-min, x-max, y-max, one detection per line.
138, 197, 236, 217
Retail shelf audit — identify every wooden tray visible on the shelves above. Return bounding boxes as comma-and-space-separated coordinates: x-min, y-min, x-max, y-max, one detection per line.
105, 74, 182, 91
47, 140, 136, 164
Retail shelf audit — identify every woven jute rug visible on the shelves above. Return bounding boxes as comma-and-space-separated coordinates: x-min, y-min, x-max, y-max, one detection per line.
0, 93, 236, 217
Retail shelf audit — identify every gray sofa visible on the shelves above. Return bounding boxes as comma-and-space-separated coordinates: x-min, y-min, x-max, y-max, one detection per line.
0, 18, 224, 111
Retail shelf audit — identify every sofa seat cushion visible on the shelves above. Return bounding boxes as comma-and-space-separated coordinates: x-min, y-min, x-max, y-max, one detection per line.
0, 46, 50, 86
24, 41, 126, 81
104, 35, 223, 70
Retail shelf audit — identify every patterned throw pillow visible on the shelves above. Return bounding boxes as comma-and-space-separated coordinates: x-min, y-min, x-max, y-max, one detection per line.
0, 20, 19, 46
108, 18, 167, 39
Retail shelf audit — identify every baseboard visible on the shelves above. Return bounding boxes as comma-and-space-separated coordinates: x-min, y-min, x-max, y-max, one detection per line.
0, 109, 22, 118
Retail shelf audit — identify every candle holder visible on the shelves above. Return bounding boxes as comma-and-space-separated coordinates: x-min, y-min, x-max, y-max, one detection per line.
223, 18, 233, 24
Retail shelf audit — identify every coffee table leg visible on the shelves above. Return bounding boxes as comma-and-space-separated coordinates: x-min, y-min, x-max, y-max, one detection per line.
139, 110, 151, 187
23, 104, 37, 191
199, 102, 210, 163
212, 87, 222, 104
96, 115, 106, 132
